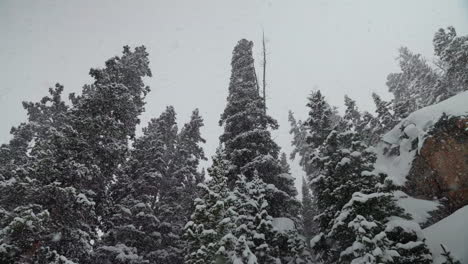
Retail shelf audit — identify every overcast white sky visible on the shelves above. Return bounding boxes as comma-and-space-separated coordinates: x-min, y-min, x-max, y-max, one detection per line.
1, 0, 468, 193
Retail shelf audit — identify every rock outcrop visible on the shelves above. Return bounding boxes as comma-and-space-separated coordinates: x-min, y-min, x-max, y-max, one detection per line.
380, 91, 468, 224
405, 115, 468, 212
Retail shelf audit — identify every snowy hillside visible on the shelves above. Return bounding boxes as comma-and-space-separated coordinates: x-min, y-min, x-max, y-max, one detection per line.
423, 205, 468, 264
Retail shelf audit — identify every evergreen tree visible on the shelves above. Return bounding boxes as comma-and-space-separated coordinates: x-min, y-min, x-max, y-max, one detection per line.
371, 93, 396, 138
184, 150, 237, 264
304, 90, 333, 151
232, 175, 279, 264
173, 108, 207, 224
356, 111, 380, 146
343, 95, 361, 130
433, 26, 468, 95
386, 47, 440, 119
284, 230, 315, 264
288, 111, 310, 173
309, 129, 432, 263
290, 90, 334, 179
96, 107, 176, 263
69, 46, 152, 222
219, 39, 298, 218
0, 47, 151, 263
301, 177, 316, 242
98, 106, 206, 264
0, 84, 97, 263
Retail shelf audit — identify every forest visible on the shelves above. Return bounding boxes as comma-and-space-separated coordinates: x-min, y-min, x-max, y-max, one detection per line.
0, 25, 467, 264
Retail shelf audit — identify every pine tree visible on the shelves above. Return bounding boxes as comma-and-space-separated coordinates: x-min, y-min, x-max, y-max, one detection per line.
184, 150, 237, 264
173, 108, 207, 227
290, 90, 334, 180
0, 84, 97, 263
283, 230, 314, 264
96, 107, 175, 263
98, 106, 206, 264
356, 111, 380, 146
219, 39, 298, 219
304, 90, 333, 151
433, 26, 468, 95
232, 174, 279, 264
386, 47, 440, 119
343, 95, 361, 130
372, 93, 396, 138
232, 236, 258, 264
301, 177, 316, 242
309, 128, 432, 263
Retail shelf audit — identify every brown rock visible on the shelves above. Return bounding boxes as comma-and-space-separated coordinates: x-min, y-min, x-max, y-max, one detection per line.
404, 116, 468, 214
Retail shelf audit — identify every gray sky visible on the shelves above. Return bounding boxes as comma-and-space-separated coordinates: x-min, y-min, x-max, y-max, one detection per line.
1, 0, 468, 193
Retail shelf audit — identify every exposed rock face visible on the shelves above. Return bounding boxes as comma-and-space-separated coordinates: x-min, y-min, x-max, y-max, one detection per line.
405, 115, 468, 213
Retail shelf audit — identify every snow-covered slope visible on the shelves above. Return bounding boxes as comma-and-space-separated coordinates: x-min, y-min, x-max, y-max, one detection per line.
423, 205, 468, 264
394, 191, 440, 225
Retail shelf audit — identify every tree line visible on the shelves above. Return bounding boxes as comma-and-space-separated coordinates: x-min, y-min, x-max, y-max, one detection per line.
0, 26, 466, 263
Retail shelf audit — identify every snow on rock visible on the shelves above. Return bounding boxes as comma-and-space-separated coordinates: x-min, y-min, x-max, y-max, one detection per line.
394, 191, 440, 225
423, 205, 468, 264
383, 91, 468, 147
377, 91, 468, 186
272, 217, 295, 233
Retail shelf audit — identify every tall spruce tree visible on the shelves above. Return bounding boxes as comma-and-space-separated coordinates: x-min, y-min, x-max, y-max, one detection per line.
98, 106, 206, 264
219, 39, 298, 218
305, 91, 333, 151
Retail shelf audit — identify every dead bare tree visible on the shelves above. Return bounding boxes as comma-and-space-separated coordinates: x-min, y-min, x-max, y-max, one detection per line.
262, 31, 267, 114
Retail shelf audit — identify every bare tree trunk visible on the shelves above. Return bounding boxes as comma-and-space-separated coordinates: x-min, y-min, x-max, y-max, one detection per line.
262, 31, 267, 114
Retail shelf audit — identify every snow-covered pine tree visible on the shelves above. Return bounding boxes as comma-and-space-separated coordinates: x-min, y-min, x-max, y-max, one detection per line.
69, 46, 152, 224
355, 111, 380, 146
97, 106, 180, 263
304, 90, 333, 152
232, 236, 258, 264
343, 95, 361, 130
173, 108, 207, 229
0, 84, 98, 263
371, 93, 397, 138
288, 111, 317, 179
309, 128, 432, 263
386, 47, 440, 120
231, 174, 279, 263
184, 150, 237, 264
433, 26, 468, 95
0, 46, 154, 263
282, 230, 315, 264
301, 177, 316, 242
219, 39, 299, 219
289, 90, 334, 182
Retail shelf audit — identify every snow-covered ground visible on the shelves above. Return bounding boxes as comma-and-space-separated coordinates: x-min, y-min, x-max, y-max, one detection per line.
394, 191, 440, 225
423, 205, 468, 264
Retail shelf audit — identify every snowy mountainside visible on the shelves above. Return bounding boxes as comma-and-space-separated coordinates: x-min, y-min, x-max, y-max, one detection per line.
423, 205, 468, 264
